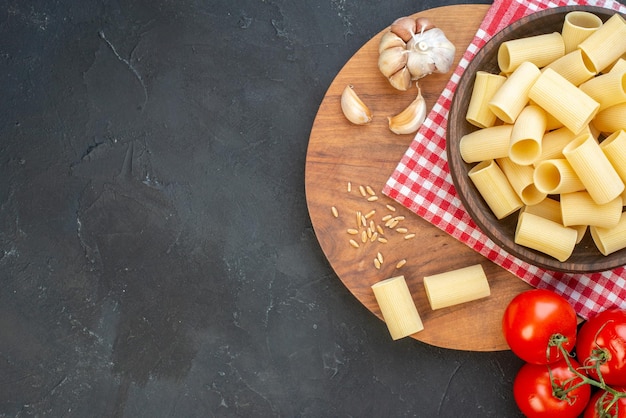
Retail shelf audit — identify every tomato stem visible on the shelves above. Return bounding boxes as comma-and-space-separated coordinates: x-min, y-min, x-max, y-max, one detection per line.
552, 337, 626, 412
600, 392, 620, 417
547, 333, 569, 362
582, 320, 614, 388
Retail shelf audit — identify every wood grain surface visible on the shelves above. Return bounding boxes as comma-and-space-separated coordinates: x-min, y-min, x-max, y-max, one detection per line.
305, 4, 533, 352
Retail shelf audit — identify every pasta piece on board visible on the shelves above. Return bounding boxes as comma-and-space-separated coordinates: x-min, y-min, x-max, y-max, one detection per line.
371, 276, 424, 340
423, 264, 491, 310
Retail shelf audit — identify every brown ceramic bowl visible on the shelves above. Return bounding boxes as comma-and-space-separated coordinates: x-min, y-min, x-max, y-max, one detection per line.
447, 6, 626, 273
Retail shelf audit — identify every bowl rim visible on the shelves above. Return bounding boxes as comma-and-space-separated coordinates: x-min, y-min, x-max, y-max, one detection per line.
446, 5, 626, 273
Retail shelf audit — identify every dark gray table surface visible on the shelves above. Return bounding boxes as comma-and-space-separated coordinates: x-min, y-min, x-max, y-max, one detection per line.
0, 0, 527, 416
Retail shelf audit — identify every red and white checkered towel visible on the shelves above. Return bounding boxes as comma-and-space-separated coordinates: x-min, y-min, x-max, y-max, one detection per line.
383, 0, 626, 320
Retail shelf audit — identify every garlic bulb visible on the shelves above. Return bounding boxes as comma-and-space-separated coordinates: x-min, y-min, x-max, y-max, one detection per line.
378, 17, 456, 90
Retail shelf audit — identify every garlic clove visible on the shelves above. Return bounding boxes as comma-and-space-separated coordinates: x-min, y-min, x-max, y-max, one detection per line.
378, 31, 406, 54
388, 67, 412, 91
406, 50, 437, 80
415, 17, 435, 33
388, 88, 427, 135
390, 16, 417, 42
341, 85, 373, 125
378, 46, 407, 78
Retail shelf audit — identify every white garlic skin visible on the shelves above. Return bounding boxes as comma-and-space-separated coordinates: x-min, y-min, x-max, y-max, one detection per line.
390, 16, 417, 42
378, 31, 405, 54
378, 17, 456, 89
405, 27, 456, 80
378, 46, 408, 78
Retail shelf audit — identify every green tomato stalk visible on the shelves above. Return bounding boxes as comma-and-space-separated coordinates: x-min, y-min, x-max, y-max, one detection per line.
550, 333, 626, 416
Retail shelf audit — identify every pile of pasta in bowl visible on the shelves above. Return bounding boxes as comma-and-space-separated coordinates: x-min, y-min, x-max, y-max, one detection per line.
447, 7, 626, 272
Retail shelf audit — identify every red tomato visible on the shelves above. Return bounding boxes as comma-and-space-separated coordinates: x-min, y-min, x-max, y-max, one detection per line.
583, 387, 626, 418
513, 358, 591, 418
577, 309, 626, 386
503, 289, 577, 364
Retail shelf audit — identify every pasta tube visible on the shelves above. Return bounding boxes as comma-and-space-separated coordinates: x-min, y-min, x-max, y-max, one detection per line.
497, 157, 546, 205
579, 71, 626, 112
371, 275, 424, 340
488, 61, 541, 124
588, 122, 602, 141
591, 212, 626, 256
562, 132, 624, 204
521, 198, 586, 243
610, 58, 626, 74
600, 130, 626, 183
423, 264, 490, 310
561, 11, 603, 54
543, 49, 595, 86
534, 126, 578, 164
543, 109, 564, 131
521, 197, 561, 221
533, 159, 586, 194
498, 32, 564, 73
528, 68, 599, 135
560, 191, 622, 229
459, 125, 513, 163
468, 159, 523, 219
466, 71, 507, 128
578, 13, 626, 73
515, 212, 578, 262
509, 105, 546, 165
593, 103, 626, 133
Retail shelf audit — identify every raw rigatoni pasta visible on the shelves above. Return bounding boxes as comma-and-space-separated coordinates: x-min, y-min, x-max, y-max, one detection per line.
579, 71, 626, 112
533, 159, 586, 194
562, 132, 624, 204
610, 58, 626, 73
488, 61, 541, 124
460, 125, 513, 163
468, 159, 523, 219
578, 13, 626, 73
543, 109, 564, 131
509, 105, 547, 165
528, 68, 600, 135
497, 157, 546, 205
560, 191, 623, 228
543, 50, 596, 86
600, 130, 626, 183
561, 11, 603, 54
589, 122, 602, 140
521, 197, 561, 221
498, 32, 564, 73
371, 275, 424, 340
521, 198, 587, 243
591, 212, 626, 255
423, 264, 490, 310
466, 71, 507, 128
515, 212, 578, 262
457, 11, 626, 261
593, 103, 626, 133
534, 126, 578, 164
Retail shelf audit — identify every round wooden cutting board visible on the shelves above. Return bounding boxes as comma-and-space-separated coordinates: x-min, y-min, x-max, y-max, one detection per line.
305, 4, 534, 352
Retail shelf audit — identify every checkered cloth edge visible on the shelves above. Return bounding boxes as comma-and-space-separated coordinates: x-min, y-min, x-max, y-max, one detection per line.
383, 0, 626, 319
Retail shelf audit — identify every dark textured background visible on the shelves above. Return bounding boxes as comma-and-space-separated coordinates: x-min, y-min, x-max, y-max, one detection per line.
0, 0, 526, 416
